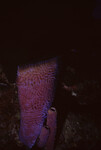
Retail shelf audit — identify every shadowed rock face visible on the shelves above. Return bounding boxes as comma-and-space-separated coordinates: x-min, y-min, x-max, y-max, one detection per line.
16, 58, 58, 148
55, 112, 101, 150
0, 66, 22, 150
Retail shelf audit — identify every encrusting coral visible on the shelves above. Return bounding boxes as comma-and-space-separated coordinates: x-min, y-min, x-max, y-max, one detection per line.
16, 58, 58, 149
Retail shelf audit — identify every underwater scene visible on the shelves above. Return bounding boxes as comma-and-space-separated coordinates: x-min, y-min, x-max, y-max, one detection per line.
0, 1, 101, 150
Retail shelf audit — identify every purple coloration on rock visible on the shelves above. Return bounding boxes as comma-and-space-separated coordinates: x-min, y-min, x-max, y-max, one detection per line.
16, 58, 58, 148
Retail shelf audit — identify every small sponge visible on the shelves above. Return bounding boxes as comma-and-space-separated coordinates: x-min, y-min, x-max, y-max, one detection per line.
45, 107, 57, 150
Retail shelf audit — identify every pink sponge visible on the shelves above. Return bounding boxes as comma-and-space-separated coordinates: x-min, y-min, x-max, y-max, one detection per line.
45, 107, 57, 150
36, 107, 57, 150
16, 58, 58, 148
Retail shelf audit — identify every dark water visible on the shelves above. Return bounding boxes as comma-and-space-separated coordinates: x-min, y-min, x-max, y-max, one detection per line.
0, 1, 101, 83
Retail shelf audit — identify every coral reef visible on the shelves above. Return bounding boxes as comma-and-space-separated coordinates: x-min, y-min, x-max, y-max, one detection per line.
0, 51, 101, 150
